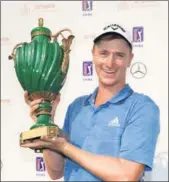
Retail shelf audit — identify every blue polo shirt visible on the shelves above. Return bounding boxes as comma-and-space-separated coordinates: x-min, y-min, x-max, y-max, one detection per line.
62, 84, 160, 181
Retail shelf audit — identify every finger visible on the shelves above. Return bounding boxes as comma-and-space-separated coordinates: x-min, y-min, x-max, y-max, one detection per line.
30, 105, 39, 121
21, 141, 52, 148
22, 139, 39, 145
31, 114, 37, 122
30, 113, 37, 122
30, 98, 44, 107
22, 138, 43, 145
52, 94, 60, 107
21, 142, 42, 148
24, 91, 31, 105
30, 104, 39, 114
40, 135, 58, 142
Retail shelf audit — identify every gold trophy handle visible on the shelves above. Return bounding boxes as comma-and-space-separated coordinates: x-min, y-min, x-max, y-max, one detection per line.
51, 28, 73, 41
51, 29, 75, 74
8, 42, 24, 60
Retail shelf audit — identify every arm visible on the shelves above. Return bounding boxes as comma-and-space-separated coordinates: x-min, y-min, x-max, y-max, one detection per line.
23, 133, 143, 181
62, 143, 144, 181
23, 92, 159, 181
23, 91, 67, 180
38, 98, 71, 180
60, 101, 160, 181
43, 149, 65, 180
42, 130, 69, 180
21, 135, 68, 180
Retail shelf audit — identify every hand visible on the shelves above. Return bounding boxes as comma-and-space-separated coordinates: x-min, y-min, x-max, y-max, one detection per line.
21, 135, 68, 153
24, 91, 60, 122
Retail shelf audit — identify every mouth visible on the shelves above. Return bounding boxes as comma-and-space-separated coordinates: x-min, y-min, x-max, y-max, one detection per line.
102, 69, 117, 75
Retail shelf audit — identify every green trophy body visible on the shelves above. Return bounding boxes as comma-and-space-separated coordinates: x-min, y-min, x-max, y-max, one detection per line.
9, 18, 74, 150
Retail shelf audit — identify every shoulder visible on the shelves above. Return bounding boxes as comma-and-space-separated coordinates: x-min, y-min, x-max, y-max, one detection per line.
129, 91, 159, 111
66, 94, 90, 114
64, 94, 90, 123
72, 95, 90, 105
126, 91, 160, 126
70, 94, 90, 108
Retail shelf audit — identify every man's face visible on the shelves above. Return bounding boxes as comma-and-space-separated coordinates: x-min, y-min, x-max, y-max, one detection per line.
92, 38, 133, 87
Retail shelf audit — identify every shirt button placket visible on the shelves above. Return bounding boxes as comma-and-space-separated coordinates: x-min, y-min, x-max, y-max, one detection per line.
82, 111, 96, 149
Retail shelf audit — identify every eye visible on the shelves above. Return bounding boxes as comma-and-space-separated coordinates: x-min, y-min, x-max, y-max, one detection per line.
101, 52, 106, 55
116, 53, 125, 58
99, 51, 109, 56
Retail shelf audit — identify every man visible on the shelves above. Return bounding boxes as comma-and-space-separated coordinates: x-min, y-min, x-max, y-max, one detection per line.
22, 23, 160, 181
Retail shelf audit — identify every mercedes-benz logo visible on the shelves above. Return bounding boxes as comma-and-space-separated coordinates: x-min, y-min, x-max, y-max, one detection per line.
130, 62, 147, 79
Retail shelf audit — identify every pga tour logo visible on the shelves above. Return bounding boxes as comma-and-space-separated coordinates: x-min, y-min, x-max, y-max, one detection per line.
82, 0, 93, 11
83, 61, 93, 76
133, 26, 144, 42
36, 157, 45, 172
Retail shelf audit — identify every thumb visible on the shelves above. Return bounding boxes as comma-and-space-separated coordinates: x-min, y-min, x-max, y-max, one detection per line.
24, 90, 31, 105
52, 93, 61, 108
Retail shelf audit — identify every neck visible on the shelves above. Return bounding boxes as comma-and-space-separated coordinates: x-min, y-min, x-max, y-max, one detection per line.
95, 82, 126, 107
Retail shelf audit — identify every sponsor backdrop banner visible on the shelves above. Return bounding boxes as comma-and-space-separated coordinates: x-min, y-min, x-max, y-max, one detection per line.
1, 1, 168, 181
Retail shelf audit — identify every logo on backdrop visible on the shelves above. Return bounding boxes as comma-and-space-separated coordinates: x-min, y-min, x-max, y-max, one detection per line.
20, 2, 57, 16
83, 61, 93, 81
132, 26, 144, 47
1, 37, 11, 45
82, 0, 92, 11
82, 0, 93, 16
1, 99, 11, 104
36, 156, 45, 176
144, 151, 168, 181
116, 1, 160, 12
84, 33, 97, 40
83, 61, 93, 76
36, 157, 45, 171
154, 152, 168, 170
130, 62, 147, 79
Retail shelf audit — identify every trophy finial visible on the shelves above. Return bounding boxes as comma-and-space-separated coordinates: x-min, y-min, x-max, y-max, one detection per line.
38, 18, 44, 27
31, 18, 51, 40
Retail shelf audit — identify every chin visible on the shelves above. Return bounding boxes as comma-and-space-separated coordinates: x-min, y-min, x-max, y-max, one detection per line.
100, 78, 118, 87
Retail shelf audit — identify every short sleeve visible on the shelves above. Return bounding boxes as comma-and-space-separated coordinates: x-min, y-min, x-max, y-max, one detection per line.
62, 104, 72, 135
119, 102, 160, 171
61, 95, 89, 136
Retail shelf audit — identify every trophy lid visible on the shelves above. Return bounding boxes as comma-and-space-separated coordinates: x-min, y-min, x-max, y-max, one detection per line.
31, 18, 52, 39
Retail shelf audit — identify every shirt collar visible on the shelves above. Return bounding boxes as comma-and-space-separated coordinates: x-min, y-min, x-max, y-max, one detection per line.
84, 84, 133, 106
84, 87, 98, 106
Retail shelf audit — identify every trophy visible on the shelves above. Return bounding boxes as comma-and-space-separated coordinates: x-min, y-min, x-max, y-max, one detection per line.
8, 18, 74, 151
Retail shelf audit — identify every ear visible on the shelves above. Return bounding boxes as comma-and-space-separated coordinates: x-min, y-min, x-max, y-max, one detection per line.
127, 53, 134, 67
91, 45, 96, 64
92, 44, 95, 54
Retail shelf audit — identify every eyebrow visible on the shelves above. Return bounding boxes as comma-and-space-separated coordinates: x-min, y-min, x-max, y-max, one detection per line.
98, 50, 109, 53
98, 49, 126, 56
115, 52, 126, 56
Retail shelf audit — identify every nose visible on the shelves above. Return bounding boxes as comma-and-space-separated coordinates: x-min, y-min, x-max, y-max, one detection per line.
106, 55, 115, 68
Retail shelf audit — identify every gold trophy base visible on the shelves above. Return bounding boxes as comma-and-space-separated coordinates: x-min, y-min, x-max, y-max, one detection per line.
20, 126, 60, 153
